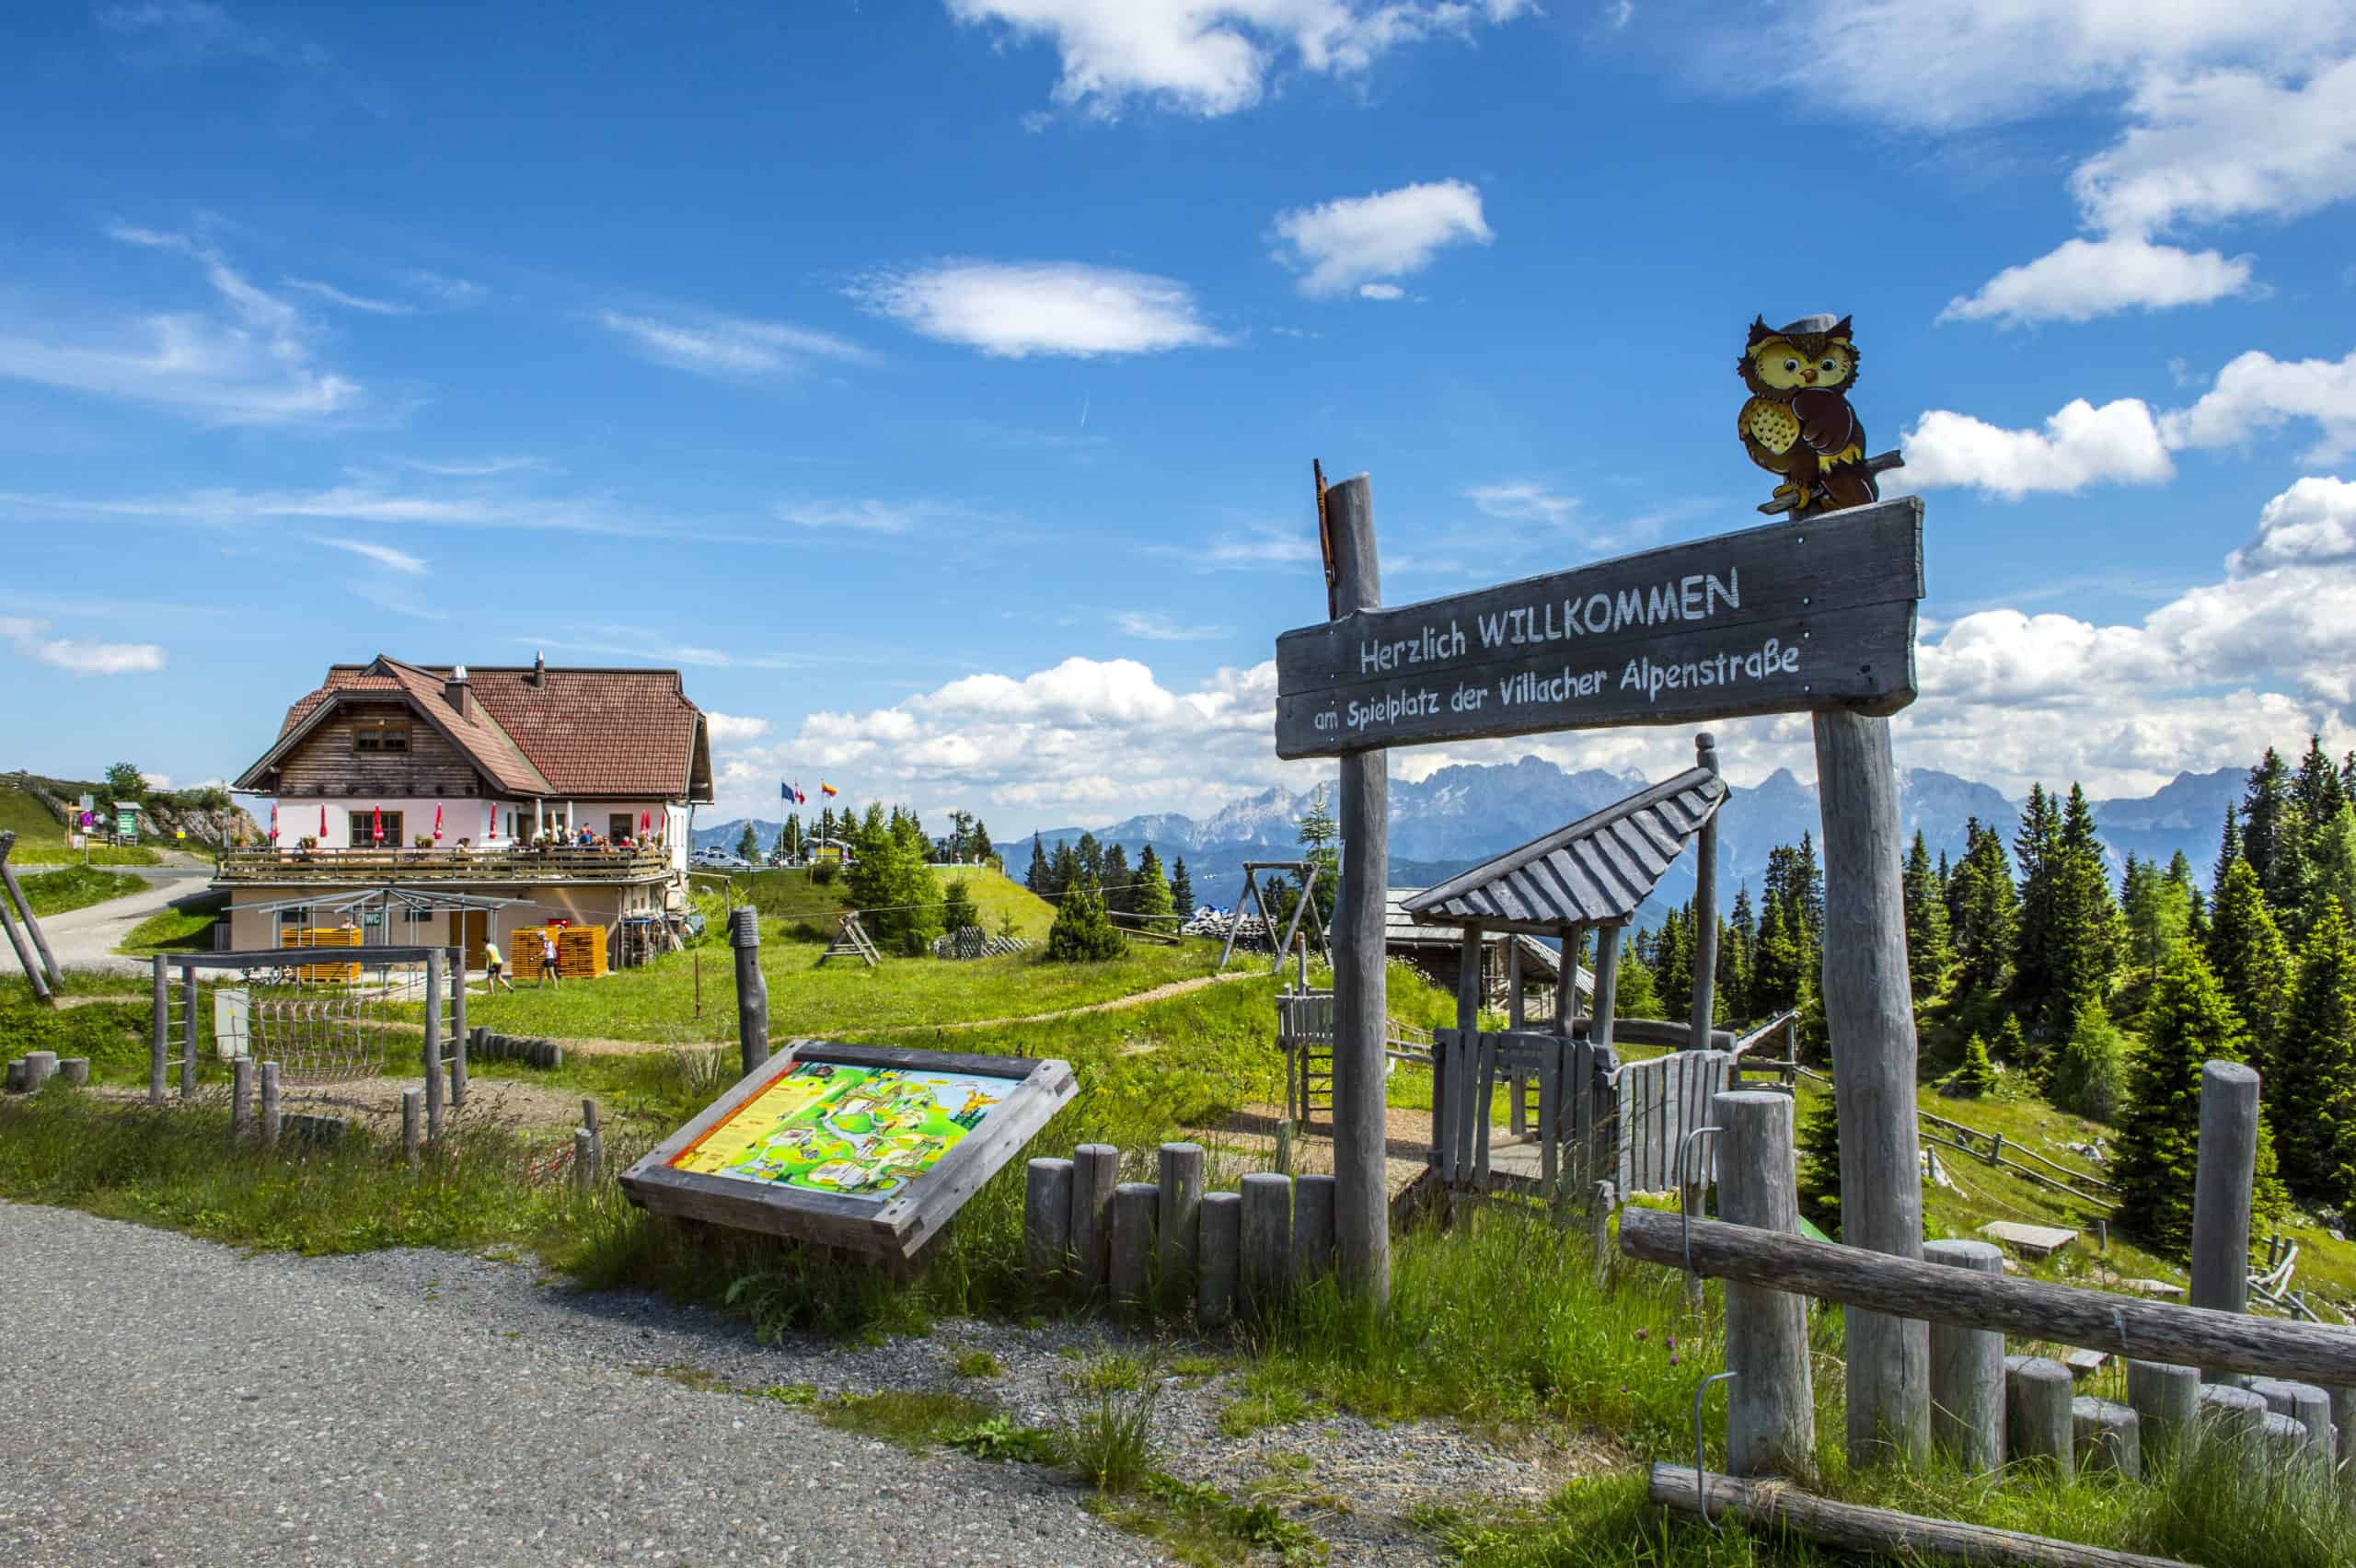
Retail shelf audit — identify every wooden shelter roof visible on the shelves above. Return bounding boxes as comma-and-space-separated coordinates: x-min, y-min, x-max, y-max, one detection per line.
1400, 765, 1727, 935
1383, 889, 1592, 997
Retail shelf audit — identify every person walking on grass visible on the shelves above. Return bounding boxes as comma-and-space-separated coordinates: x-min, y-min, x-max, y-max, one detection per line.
540, 930, 562, 987
483, 939, 515, 994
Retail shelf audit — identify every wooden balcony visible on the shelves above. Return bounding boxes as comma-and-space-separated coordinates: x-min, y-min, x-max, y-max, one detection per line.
214, 844, 676, 884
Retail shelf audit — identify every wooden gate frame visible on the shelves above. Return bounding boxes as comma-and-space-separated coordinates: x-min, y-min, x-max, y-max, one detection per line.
1215, 859, 1331, 974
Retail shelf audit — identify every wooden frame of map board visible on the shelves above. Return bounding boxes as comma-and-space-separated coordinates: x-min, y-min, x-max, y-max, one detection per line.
618, 1039, 1077, 1262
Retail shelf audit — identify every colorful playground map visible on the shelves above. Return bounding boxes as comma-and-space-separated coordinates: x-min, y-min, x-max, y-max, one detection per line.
667, 1060, 1016, 1201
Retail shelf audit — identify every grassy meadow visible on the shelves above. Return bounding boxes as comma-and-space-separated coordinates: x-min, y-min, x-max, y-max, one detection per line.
0, 781, 159, 866
17, 865, 146, 917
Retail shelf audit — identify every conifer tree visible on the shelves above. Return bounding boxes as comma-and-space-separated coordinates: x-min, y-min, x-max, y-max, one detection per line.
1655, 903, 1693, 1011
1045, 876, 1126, 962
1077, 831, 1103, 886
2047, 845, 2125, 1038
1996, 1014, 2028, 1072
2050, 997, 2126, 1122
1131, 845, 1175, 927
1902, 830, 1953, 999
845, 824, 942, 956
2122, 851, 2191, 980
1049, 840, 1080, 897
735, 821, 761, 862
1025, 833, 1049, 894
1715, 915, 1748, 1024
2012, 786, 2063, 1022
1726, 886, 1758, 1018
2294, 733, 2345, 836
2271, 902, 2356, 1205
2114, 952, 2253, 1256
2300, 802, 2356, 935
1613, 948, 1661, 1021
941, 875, 979, 935
2206, 858, 2292, 1078
970, 820, 995, 866
1295, 786, 1343, 930
2213, 804, 2243, 895
1952, 1033, 1997, 1097
1102, 843, 1132, 915
1948, 818, 2019, 996
2242, 747, 2292, 907
1170, 857, 1193, 917
1796, 1087, 1843, 1236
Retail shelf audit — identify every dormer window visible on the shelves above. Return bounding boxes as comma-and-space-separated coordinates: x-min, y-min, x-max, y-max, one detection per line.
354, 721, 410, 755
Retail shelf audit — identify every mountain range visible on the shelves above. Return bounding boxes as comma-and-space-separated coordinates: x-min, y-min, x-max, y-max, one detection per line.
699, 756, 2245, 925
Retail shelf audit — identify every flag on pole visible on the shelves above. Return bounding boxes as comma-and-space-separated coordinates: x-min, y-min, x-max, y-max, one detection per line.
820, 781, 838, 797
784, 781, 806, 805
433, 803, 445, 844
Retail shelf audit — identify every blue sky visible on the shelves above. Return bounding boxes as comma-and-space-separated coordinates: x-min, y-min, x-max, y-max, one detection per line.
4, 2, 2354, 835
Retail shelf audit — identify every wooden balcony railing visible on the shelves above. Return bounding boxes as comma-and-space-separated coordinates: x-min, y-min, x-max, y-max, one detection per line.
214, 844, 676, 883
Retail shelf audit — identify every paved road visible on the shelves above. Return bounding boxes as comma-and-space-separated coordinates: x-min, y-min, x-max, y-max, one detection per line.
0, 1205, 1163, 1567
20, 864, 214, 978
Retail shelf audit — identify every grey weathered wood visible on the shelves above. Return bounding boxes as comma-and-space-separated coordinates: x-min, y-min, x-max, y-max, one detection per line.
2189, 1061, 2258, 1357
21, 1051, 57, 1093
731, 906, 770, 1074
1240, 1171, 1292, 1317
573, 1127, 596, 1193
1024, 1157, 1073, 1296
1590, 1181, 1614, 1284
1158, 1142, 1204, 1300
2007, 1356, 2075, 1480
3, 1060, 20, 1093
58, 1056, 88, 1088
449, 953, 468, 1107
1446, 928, 1481, 1177
180, 963, 198, 1101
1273, 499, 1923, 757
1536, 1042, 1561, 1197
1715, 1090, 1814, 1479
2329, 1383, 2355, 1476
259, 1061, 281, 1146
1198, 1191, 1242, 1331
2073, 1397, 2141, 1479
401, 1087, 422, 1167
1292, 1173, 1337, 1285
2195, 1381, 2269, 1444
2245, 1377, 2334, 1453
1472, 1037, 1496, 1184
1647, 1465, 2189, 1568
0, 834, 60, 987
1069, 1144, 1120, 1298
1323, 475, 1390, 1307
2125, 1361, 2200, 1457
1620, 1208, 2356, 1386
1925, 1239, 2006, 1474
149, 954, 168, 1107
422, 950, 445, 1141
231, 1056, 254, 1140
1506, 940, 1526, 1136
1688, 733, 1721, 1051
1111, 1182, 1157, 1318
1812, 708, 1929, 1466
0, 835, 51, 1004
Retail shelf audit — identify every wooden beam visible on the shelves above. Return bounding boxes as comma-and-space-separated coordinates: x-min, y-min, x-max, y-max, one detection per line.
1646, 1467, 2191, 1568
1619, 1208, 2356, 1386
1326, 472, 1391, 1305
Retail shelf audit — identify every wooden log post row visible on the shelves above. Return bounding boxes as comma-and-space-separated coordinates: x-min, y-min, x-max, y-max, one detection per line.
1923, 1239, 2005, 1475
58, 1057, 88, 1088
1111, 1182, 1158, 1320
1714, 1090, 1814, 1479
20, 1051, 58, 1093
2124, 1360, 2200, 1458
1241, 1171, 1292, 1319
1198, 1192, 1242, 1331
150, 954, 169, 1108
1322, 473, 1391, 1306
731, 906, 769, 1076
1068, 1144, 1119, 1303
1293, 1173, 1337, 1286
259, 1061, 282, 1147
401, 1088, 422, 1167
2006, 1356, 2076, 1481
1025, 1158, 1074, 1297
422, 950, 445, 1142
1159, 1142, 1204, 1306
1812, 710, 1930, 1466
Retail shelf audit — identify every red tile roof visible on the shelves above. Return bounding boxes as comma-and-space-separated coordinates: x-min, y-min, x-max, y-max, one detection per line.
251, 656, 708, 800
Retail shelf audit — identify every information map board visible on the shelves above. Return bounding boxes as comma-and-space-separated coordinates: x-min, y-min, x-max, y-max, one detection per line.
619, 1040, 1075, 1262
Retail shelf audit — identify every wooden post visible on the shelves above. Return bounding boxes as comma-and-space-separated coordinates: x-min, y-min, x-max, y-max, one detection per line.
1923, 1240, 2005, 1474
58, 1057, 88, 1088
573, 1127, 596, 1193
1068, 1144, 1119, 1300
1440, 924, 1482, 1172
231, 1056, 254, 1140
2124, 1361, 2200, 1458
1810, 709, 1929, 1466
0, 836, 51, 1005
149, 954, 168, 1108
1111, 1182, 1157, 1319
1590, 1181, 1614, 1285
1588, 925, 1622, 1193
20, 1051, 57, 1092
731, 906, 769, 1074
1275, 1116, 1294, 1176
1025, 1158, 1074, 1296
2246, 1378, 2334, 1454
1506, 940, 1526, 1136
1715, 1090, 1814, 1478
1241, 1171, 1292, 1317
2005, 1356, 2074, 1480
582, 1098, 602, 1177
400, 1088, 422, 1167
1323, 473, 1389, 1307
1157, 1143, 1204, 1303
1688, 733, 1721, 1051
1292, 1172, 1337, 1285
1198, 1191, 1242, 1331
449, 949, 468, 1108
179, 963, 198, 1101
0, 834, 61, 988
259, 1062, 281, 1147
2189, 1061, 2258, 1363
422, 950, 445, 1141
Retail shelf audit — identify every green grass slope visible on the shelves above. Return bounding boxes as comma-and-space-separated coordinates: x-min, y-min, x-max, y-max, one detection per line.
0, 781, 157, 866
935, 865, 1057, 940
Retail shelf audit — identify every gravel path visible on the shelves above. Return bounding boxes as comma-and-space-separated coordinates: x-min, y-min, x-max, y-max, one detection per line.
0, 1205, 1165, 1568
0, 1205, 1593, 1565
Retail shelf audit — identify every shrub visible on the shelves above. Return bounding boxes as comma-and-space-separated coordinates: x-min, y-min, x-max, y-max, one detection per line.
941, 877, 979, 935
2050, 997, 2127, 1123
809, 861, 837, 887
1046, 881, 1127, 963
1949, 1033, 1998, 1097
1796, 1087, 1842, 1236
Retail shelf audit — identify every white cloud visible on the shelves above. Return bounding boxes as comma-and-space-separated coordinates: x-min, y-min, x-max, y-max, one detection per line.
2073, 60, 2356, 237
1153, 523, 1319, 571
774, 498, 930, 534
945, 0, 1536, 120
2228, 476, 2356, 574
853, 261, 1230, 358
1939, 236, 2254, 327
597, 310, 875, 377
704, 712, 772, 744
282, 277, 412, 315
1466, 480, 1577, 525
1357, 282, 1406, 301
310, 536, 426, 574
1270, 179, 1491, 296
0, 224, 360, 424
0, 616, 166, 675
1903, 398, 2177, 496
404, 455, 554, 478
95, 1, 327, 71
1114, 609, 1230, 640
2156, 348, 2356, 462
410, 271, 486, 307
1605, 0, 1632, 27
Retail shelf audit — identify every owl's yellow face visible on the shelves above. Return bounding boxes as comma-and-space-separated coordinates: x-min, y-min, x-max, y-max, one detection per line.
1750, 340, 1853, 391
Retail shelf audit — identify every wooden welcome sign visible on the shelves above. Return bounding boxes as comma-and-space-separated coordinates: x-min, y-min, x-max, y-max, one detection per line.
1274, 495, 1922, 759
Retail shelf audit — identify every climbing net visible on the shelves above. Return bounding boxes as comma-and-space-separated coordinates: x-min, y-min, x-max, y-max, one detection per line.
158, 948, 457, 1093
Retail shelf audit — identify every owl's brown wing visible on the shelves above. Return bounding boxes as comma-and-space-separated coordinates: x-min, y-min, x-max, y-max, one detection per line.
1791, 388, 1859, 456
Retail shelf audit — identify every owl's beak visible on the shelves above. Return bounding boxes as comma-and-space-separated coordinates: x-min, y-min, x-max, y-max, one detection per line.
1801, 368, 1818, 385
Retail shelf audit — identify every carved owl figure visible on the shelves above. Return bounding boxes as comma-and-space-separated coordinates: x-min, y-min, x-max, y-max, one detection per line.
1738, 315, 1878, 515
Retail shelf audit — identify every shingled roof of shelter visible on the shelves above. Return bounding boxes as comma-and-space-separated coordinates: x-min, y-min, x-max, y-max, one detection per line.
1401, 765, 1727, 934
248, 656, 709, 800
